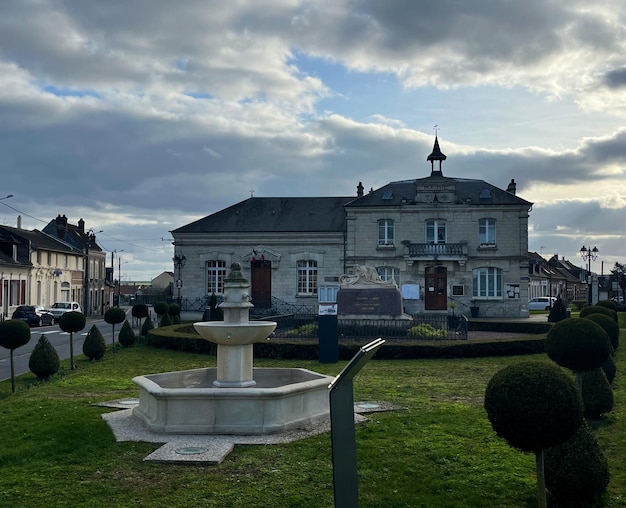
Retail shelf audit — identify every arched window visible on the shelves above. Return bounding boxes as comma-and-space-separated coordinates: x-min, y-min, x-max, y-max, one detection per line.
426, 219, 446, 244
472, 267, 502, 298
206, 260, 227, 294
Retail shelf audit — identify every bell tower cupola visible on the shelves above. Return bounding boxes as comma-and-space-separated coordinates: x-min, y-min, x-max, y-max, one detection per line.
427, 136, 446, 176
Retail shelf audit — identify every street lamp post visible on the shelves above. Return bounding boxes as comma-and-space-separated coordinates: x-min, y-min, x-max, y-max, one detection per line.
580, 245, 599, 305
111, 250, 124, 306
173, 254, 186, 305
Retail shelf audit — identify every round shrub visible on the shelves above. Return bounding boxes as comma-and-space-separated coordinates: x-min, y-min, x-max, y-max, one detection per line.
118, 320, 136, 348
548, 296, 568, 323
104, 307, 126, 326
0, 319, 31, 350
545, 420, 610, 507
28, 335, 60, 379
583, 313, 619, 352
546, 318, 611, 372
581, 368, 614, 419
83, 324, 106, 360
484, 361, 582, 453
131, 304, 149, 319
141, 315, 154, 337
580, 304, 617, 322
168, 303, 181, 317
596, 299, 618, 312
58, 311, 86, 333
154, 301, 169, 317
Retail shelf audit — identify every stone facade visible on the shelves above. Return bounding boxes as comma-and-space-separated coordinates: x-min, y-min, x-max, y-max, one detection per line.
171, 138, 533, 317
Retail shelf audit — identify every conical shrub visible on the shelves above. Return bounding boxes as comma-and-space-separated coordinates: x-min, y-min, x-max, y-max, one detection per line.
160, 312, 172, 326
28, 335, 60, 379
83, 324, 106, 361
141, 315, 154, 337
118, 320, 136, 348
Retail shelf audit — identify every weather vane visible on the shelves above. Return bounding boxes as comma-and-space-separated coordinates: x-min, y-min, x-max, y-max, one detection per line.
433, 124, 439, 136
250, 189, 255, 198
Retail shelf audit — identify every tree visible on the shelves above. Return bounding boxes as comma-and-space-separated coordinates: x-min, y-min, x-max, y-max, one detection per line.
547, 295, 568, 323
29, 335, 60, 379
83, 324, 107, 361
168, 303, 181, 324
0, 319, 31, 392
58, 311, 86, 370
610, 262, 626, 303
484, 361, 583, 508
118, 320, 136, 348
131, 304, 149, 332
104, 307, 126, 351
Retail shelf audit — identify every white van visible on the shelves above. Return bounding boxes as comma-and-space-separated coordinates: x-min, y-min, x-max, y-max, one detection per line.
48, 301, 82, 322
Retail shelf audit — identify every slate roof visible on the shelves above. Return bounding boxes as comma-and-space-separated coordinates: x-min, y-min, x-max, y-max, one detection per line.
0, 225, 79, 267
172, 197, 354, 234
42, 217, 104, 253
345, 174, 532, 208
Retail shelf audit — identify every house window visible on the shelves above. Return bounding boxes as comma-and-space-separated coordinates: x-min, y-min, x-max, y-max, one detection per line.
479, 218, 496, 245
378, 219, 394, 246
426, 219, 446, 243
297, 260, 318, 295
206, 260, 227, 295
472, 267, 502, 298
318, 286, 339, 303
377, 266, 399, 285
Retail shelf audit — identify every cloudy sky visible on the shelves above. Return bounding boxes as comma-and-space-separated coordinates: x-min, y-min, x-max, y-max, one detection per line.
1, 0, 625, 281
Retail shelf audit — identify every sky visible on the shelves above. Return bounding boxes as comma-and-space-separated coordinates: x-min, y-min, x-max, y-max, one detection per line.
1, 0, 626, 281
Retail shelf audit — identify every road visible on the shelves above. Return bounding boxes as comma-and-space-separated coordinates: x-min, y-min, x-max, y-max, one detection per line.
0, 312, 136, 383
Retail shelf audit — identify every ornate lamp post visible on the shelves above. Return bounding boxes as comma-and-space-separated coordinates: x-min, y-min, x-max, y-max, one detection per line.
579, 245, 599, 304
173, 254, 186, 305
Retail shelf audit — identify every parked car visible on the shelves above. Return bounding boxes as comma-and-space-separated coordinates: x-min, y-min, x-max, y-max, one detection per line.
528, 296, 557, 311
11, 305, 55, 327
48, 301, 82, 322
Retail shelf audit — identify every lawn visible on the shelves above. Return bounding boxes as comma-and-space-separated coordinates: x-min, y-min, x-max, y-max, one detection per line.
0, 333, 624, 508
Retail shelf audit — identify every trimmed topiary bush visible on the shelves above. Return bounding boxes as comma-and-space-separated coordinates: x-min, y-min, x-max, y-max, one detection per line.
141, 315, 154, 337
160, 312, 172, 326
406, 323, 446, 339
548, 296, 568, 323
104, 307, 126, 350
545, 420, 610, 507
153, 302, 169, 326
580, 304, 617, 322
83, 324, 106, 360
0, 319, 31, 392
28, 335, 60, 379
208, 293, 223, 321
583, 313, 620, 352
596, 299, 618, 312
131, 304, 149, 331
546, 318, 611, 373
484, 361, 583, 508
118, 320, 136, 348
59, 311, 86, 370
168, 303, 181, 323
581, 368, 614, 419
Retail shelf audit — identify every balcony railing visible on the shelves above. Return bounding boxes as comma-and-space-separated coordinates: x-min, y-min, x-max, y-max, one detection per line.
404, 242, 468, 259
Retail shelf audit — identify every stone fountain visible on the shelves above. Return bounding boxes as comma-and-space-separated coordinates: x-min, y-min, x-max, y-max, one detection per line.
132, 263, 332, 435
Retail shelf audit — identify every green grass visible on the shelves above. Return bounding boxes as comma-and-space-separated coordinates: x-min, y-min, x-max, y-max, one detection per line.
1, 334, 625, 507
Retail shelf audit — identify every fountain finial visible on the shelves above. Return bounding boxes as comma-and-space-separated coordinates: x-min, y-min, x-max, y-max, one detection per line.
225, 262, 246, 282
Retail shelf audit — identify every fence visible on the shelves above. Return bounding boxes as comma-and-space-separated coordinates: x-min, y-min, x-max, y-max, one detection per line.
259, 313, 468, 341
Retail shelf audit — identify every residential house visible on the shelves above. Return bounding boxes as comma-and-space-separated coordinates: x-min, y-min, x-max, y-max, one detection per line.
171, 138, 534, 317
0, 221, 83, 319
43, 215, 107, 316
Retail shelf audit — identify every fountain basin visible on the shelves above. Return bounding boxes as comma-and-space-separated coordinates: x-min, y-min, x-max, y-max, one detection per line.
193, 321, 277, 345
132, 367, 332, 435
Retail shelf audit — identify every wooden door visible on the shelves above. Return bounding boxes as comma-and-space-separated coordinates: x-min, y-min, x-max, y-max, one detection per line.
425, 265, 447, 310
251, 260, 272, 308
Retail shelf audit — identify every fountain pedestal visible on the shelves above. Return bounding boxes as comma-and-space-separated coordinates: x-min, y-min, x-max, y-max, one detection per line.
215, 344, 254, 387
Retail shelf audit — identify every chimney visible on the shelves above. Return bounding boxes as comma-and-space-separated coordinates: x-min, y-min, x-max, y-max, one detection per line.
78, 218, 85, 233
16, 215, 22, 229
56, 214, 68, 240
357, 181, 364, 197
506, 179, 517, 195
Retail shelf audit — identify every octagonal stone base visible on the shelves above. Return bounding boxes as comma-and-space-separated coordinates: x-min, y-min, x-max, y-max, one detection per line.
132, 367, 332, 435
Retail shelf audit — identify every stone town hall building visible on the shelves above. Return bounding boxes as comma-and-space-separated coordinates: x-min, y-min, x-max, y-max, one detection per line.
171, 138, 533, 318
